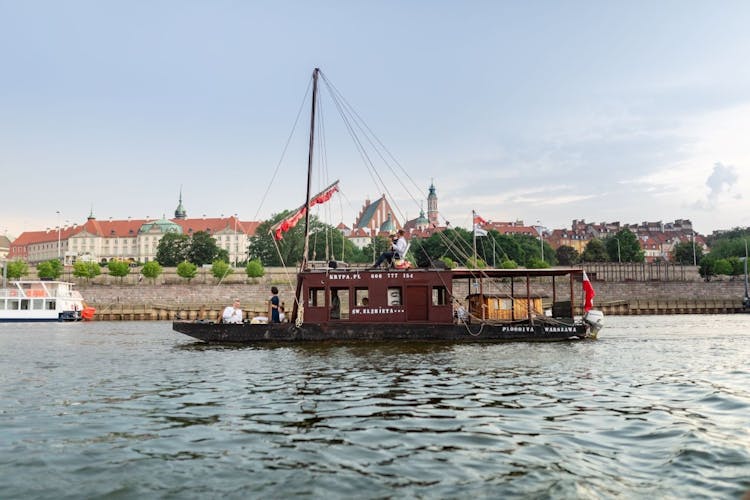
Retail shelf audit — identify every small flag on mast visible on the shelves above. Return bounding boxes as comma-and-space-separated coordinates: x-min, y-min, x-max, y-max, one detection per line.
582, 270, 595, 312
473, 211, 488, 236
473, 214, 488, 225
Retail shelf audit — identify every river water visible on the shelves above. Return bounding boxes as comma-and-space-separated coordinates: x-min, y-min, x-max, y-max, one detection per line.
1, 316, 749, 499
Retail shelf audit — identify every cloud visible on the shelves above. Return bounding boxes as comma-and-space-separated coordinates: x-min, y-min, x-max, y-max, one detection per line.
705, 162, 739, 207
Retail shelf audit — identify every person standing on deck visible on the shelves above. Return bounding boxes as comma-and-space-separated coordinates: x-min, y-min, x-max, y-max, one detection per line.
269, 287, 281, 323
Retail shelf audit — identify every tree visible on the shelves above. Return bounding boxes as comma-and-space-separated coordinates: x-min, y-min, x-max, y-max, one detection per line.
698, 255, 717, 281
188, 231, 222, 266
36, 259, 63, 280
176, 261, 198, 283
73, 261, 101, 283
581, 238, 609, 262
108, 260, 130, 283
5, 260, 29, 280
156, 233, 190, 266
727, 256, 744, 276
713, 258, 733, 276
671, 241, 703, 265
245, 259, 265, 282
555, 245, 580, 266
211, 259, 232, 282
248, 213, 364, 266
605, 230, 644, 263
141, 261, 163, 284
362, 235, 394, 265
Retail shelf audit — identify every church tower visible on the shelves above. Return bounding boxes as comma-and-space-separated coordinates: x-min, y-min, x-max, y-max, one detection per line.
174, 187, 187, 220
427, 181, 438, 225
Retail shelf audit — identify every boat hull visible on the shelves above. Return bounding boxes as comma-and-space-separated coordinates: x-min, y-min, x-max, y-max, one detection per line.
173, 320, 592, 344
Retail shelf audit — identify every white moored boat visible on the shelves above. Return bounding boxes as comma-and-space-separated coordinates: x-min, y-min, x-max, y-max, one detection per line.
0, 280, 93, 322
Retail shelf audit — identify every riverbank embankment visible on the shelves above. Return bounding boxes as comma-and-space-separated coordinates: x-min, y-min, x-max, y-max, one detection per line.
75, 266, 749, 320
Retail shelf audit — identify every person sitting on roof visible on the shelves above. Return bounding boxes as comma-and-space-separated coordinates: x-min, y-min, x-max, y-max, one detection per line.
370, 229, 407, 269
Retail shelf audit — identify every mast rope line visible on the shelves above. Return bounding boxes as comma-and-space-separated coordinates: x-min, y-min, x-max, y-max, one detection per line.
270, 236, 301, 319
320, 72, 426, 217
253, 76, 313, 222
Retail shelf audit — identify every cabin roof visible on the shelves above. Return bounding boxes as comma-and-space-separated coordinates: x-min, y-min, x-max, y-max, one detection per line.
450, 267, 583, 279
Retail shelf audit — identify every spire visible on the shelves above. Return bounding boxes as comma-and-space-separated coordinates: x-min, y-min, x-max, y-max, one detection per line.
427, 181, 438, 225
88, 205, 95, 221
174, 186, 187, 219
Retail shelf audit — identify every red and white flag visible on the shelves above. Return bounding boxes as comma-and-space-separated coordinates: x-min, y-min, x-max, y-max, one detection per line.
271, 181, 339, 240
473, 213, 488, 225
582, 270, 595, 312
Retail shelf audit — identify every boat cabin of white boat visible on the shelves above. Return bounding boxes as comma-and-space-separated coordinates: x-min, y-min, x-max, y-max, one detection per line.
0, 280, 86, 322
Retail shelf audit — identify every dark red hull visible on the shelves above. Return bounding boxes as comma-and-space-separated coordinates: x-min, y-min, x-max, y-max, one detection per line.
172, 319, 592, 343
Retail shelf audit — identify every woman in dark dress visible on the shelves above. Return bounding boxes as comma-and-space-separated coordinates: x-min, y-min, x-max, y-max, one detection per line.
270, 286, 281, 323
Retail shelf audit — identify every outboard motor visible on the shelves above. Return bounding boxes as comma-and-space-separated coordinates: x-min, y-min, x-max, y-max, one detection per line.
583, 310, 604, 338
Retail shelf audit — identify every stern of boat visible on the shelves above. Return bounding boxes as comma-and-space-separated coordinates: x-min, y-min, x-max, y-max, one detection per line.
583, 309, 604, 339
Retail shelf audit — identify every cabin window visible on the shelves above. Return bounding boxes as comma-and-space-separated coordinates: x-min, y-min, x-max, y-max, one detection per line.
0, 300, 5, 310
9, 300, 19, 310
308, 288, 325, 307
32, 299, 44, 310
387, 287, 402, 306
46, 300, 56, 310
432, 286, 448, 306
330, 288, 349, 320
355, 288, 369, 306
20, 299, 30, 310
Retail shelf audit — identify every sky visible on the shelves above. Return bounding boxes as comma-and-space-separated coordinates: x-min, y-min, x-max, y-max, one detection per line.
2, 0, 750, 238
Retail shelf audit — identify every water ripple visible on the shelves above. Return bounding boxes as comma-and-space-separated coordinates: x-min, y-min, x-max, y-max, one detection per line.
1, 317, 750, 498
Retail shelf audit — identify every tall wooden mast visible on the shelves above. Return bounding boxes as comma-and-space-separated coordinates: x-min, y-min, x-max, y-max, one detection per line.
300, 68, 319, 272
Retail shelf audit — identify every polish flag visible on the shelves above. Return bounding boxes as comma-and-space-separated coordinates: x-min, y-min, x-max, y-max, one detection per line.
582, 270, 595, 312
473, 213, 488, 225
272, 181, 339, 240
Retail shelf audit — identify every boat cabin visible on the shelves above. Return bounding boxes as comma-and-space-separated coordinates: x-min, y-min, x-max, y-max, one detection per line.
298, 269, 455, 325
467, 293, 547, 321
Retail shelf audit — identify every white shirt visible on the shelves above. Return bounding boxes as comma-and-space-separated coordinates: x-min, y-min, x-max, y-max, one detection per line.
392, 236, 407, 257
222, 306, 243, 324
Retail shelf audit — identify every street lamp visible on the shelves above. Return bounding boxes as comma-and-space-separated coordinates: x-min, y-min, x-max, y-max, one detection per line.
692, 232, 697, 266
233, 213, 238, 267
616, 238, 621, 263
536, 220, 544, 261
56, 210, 61, 261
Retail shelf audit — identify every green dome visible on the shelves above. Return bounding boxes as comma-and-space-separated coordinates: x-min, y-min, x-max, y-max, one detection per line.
380, 213, 396, 233
415, 209, 429, 225
139, 217, 183, 234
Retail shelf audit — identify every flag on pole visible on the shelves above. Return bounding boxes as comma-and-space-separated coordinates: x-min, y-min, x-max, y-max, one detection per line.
473, 224, 488, 237
271, 181, 340, 240
582, 270, 595, 312
473, 213, 488, 225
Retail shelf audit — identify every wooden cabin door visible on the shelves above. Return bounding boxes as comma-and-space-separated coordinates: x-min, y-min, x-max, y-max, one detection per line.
406, 286, 428, 321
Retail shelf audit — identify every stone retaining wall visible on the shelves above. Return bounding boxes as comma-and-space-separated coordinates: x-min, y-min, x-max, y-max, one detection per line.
80, 278, 747, 314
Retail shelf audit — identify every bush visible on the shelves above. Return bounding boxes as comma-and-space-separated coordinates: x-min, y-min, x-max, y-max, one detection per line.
499, 259, 518, 269
141, 261, 163, 284
108, 260, 131, 283
176, 261, 198, 283
73, 261, 101, 282
5, 260, 29, 280
211, 260, 233, 281
438, 257, 456, 269
37, 259, 63, 280
246, 259, 265, 281
527, 258, 550, 269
